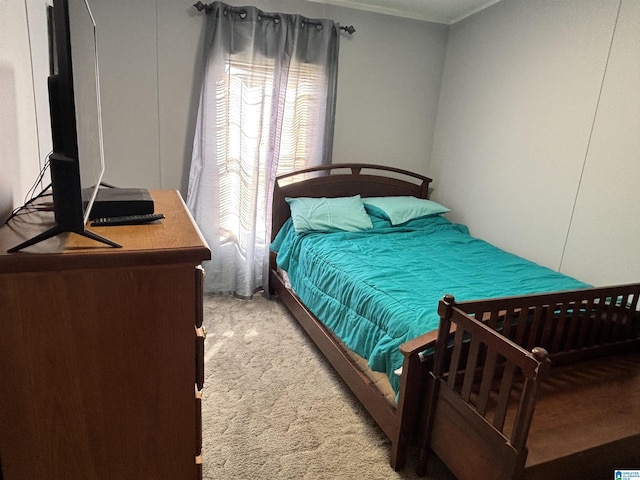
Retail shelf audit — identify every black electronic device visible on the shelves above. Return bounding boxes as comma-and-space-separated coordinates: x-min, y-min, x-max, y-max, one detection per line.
91, 213, 165, 227
90, 188, 154, 219
8, 0, 120, 252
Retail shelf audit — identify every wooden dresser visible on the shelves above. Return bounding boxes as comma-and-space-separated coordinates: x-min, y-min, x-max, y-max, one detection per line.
0, 190, 210, 480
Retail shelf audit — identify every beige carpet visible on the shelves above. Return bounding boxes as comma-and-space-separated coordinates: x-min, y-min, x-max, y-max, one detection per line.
201, 293, 455, 480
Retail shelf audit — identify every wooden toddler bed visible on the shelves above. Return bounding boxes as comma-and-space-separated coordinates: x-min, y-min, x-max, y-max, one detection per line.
268, 163, 640, 475
420, 288, 640, 479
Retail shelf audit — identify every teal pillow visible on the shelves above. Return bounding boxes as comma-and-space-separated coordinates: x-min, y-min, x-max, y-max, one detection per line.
363, 196, 450, 225
286, 195, 373, 233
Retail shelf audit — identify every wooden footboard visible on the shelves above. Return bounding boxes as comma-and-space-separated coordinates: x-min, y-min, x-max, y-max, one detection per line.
418, 284, 640, 479
419, 294, 551, 479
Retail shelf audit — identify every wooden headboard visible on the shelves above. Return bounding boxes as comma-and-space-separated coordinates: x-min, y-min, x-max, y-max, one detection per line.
270, 163, 433, 242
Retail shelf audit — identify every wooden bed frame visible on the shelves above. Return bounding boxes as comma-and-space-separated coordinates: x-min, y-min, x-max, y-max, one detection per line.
420, 288, 640, 479
268, 163, 640, 475
269, 163, 435, 470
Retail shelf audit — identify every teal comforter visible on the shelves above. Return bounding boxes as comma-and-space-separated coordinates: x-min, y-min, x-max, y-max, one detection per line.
271, 215, 590, 394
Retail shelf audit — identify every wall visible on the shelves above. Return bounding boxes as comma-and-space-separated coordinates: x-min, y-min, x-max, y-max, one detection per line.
430, 0, 638, 285
2, 1, 446, 215
560, 0, 640, 285
88, 0, 448, 192
0, 1, 50, 224
6, 0, 637, 287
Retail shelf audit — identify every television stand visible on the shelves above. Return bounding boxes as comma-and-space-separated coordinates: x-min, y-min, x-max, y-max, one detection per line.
7, 224, 121, 253
0, 190, 210, 480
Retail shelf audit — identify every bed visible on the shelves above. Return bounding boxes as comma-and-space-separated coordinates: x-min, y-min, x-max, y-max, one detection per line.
268, 163, 640, 475
420, 289, 640, 479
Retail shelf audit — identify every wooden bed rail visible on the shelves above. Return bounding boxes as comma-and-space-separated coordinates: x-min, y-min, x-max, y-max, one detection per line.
415, 284, 640, 479
399, 283, 640, 369
453, 283, 640, 365
417, 295, 552, 479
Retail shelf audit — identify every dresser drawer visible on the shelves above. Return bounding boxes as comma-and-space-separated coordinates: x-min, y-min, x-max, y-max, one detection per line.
195, 266, 204, 328
194, 265, 205, 474
195, 385, 203, 456
195, 455, 203, 480
195, 325, 206, 390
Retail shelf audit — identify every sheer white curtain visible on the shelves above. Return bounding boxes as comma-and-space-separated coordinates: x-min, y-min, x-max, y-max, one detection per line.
187, 2, 340, 297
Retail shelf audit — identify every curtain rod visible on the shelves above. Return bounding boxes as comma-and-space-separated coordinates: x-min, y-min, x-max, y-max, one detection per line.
193, 1, 356, 34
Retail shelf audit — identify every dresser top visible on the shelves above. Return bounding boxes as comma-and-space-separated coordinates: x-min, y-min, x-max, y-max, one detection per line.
0, 190, 210, 273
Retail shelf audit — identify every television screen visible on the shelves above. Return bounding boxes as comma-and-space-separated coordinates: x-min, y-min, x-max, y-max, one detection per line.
67, 0, 105, 223
8, 0, 119, 252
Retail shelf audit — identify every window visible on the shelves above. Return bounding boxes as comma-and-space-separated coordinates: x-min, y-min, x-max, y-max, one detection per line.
215, 55, 326, 249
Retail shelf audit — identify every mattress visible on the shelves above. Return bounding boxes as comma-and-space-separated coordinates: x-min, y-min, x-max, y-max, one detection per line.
271, 214, 590, 394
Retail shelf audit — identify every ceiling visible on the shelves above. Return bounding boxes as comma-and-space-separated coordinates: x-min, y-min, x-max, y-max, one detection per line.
305, 0, 501, 25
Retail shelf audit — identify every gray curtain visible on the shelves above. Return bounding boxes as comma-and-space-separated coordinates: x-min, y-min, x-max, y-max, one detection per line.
187, 2, 340, 297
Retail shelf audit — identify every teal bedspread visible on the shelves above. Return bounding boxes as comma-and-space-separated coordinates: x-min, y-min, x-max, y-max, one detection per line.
271, 215, 590, 394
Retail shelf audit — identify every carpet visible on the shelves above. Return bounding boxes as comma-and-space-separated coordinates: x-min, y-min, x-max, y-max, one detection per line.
201, 293, 455, 479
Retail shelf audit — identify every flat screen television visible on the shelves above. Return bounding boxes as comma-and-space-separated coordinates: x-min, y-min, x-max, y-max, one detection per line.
8, 0, 119, 252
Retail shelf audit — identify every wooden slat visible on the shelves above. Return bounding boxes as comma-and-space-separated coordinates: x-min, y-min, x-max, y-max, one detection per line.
600, 296, 617, 343
510, 374, 540, 451
610, 295, 629, 340
475, 350, 499, 416
448, 327, 466, 389
501, 308, 514, 341
550, 303, 569, 354
487, 309, 500, 330
514, 308, 530, 346
629, 290, 640, 312
525, 305, 545, 351
461, 336, 482, 401
538, 303, 557, 350
429, 384, 521, 480
575, 297, 595, 349
492, 362, 516, 431
588, 295, 608, 346
561, 301, 581, 351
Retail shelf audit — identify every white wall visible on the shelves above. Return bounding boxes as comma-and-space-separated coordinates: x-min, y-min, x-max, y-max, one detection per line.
324, 5, 448, 175
2, 0, 446, 223
90, 0, 162, 189
430, 0, 638, 285
5, 0, 638, 286
560, 0, 640, 285
88, 0, 447, 192
2, 0, 446, 213
0, 0, 50, 223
